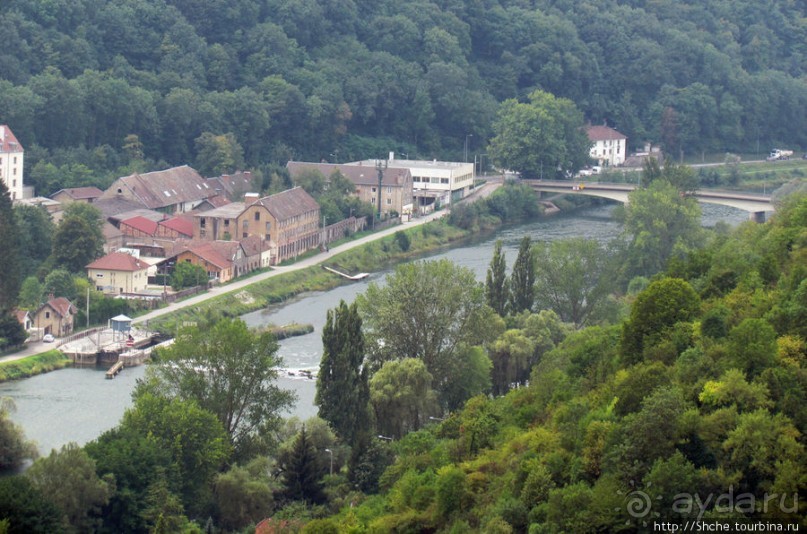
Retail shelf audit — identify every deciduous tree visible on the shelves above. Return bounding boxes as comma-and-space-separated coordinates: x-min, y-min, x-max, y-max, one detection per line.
141, 318, 295, 459
0, 181, 20, 312
316, 300, 370, 446
509, 236, 535, 314
485, 240, 509, 317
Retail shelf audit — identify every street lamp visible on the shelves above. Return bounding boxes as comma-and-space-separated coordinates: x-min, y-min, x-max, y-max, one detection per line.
464, 134, 473, 163
324, 448, 333, 475
377, 434, 393, 442
429, 416, 446, 422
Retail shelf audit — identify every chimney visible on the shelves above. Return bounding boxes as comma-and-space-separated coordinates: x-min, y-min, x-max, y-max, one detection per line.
245, 192, 260, 205
244, 171, 251, 178
0, 125, 4, 141
389, 151, 395, 161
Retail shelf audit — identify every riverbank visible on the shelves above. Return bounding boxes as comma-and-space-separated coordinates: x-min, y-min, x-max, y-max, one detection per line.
0, 350, 72, 383
147, 216, 490, 334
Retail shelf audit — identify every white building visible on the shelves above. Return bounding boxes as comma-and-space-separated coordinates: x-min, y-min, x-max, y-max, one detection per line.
586, 125, 627, 167
0, 125, 24, 200
349, 153, 474, 213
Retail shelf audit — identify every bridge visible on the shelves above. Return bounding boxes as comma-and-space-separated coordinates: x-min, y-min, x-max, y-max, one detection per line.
523, 180, 775, 221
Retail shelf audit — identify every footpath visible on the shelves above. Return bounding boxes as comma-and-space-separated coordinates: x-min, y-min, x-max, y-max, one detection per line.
2, 180, 502, 364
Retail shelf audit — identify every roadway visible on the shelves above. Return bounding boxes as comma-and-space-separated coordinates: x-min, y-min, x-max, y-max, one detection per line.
2, 180, 503, 363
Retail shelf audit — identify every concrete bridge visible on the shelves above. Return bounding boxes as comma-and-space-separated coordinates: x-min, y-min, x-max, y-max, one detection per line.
523, 180, 775, 221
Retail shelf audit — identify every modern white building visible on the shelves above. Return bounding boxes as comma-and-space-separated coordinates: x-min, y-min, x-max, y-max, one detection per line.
586, 125, 627, 167
0, 125, 24, 200
349, 153, 474, 213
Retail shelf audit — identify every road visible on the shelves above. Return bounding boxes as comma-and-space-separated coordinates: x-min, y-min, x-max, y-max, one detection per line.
2, 180, 502, 363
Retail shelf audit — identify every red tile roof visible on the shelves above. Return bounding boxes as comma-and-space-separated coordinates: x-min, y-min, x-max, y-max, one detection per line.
120, 215, 159, 235
0, 125, 23, 153
86, 252, 151, 272
159, 216, 194, 237
585, 125, 627, 141
47, 297, 75, 318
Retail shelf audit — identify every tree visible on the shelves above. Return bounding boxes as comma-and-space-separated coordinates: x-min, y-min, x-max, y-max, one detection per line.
485, 240, 509, 317
13, 204, 54, 276
623, 179, 703, 277
0, 181, 20, 312
278, 426, 326, 505
170, 261, 208, 290
43, 269, 77, 301
214, 457, 276, 531
620, 278, 700, 364
52, 216, 104, 274
315, 300, 370, 446
18, 276, 44, 310
488, 89, 591, 179
356, 260, 496, 404
533, 238, 617, 327
0, 476, 63, 534
25, 443, 112, 533
141, 318, 295, 459
121, 392, 231, 515
369, 358, 439, 439
0, 398, 38, 473
509, 236, 535, 314
194, 132, 245, 176
490, 329, 535, 395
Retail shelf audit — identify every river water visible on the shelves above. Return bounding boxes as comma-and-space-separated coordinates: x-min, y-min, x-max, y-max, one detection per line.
0, 203, 749, 454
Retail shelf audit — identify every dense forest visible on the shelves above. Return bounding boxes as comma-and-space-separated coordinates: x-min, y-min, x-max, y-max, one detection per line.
1, 0, 806, 195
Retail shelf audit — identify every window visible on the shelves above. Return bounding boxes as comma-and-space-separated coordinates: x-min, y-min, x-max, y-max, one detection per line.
254, 211, 260, 221
200, 218, 206, 228
45, 312, 50, 319
13, 157, 17, 164
387, 187, 392, 193
12, 168, 16, 175
242, 220, 248, 228
441, 178, 449, 184
265, 222, 271, 233
371, 187, 376, 193
386, 198, 392, 205
224, 219, 230, 227
96, 273, 104, 278
242, 232, 248, 238
12, 180, 15, 187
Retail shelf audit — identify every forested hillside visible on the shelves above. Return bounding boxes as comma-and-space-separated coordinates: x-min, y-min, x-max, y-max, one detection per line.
1, 0, 806, 195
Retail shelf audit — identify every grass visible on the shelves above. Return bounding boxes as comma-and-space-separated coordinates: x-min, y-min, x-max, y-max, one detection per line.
0, 350, 72, 382
148, 218, 480, 335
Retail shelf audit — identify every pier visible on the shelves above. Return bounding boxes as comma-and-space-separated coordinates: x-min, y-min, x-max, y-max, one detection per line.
323, 266, 369, 280
105, 361, 124, 379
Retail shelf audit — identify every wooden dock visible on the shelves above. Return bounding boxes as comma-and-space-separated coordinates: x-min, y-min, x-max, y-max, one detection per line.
105, 361, 124, 379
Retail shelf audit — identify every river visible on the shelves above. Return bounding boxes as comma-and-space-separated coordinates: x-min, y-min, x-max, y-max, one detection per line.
0, 203, 749, 454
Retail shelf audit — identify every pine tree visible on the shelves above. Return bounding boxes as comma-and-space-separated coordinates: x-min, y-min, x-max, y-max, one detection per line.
0, 180, 20, 312
315, 300, 370, 446
279, 426, 326, 504
509, 236, 535, 314
485, 240, 509, 316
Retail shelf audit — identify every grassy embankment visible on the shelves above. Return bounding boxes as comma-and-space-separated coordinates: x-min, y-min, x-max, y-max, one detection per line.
0, 350, 72, 383
149, 218, 472, 335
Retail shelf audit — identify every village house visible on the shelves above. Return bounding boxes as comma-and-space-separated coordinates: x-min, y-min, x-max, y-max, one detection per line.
50, 187, 103, 205
193, 187, 320, 264
286, 161, 414, 218
14, 309, 33, 331
586, 125, 627, 167
168, 241, 247, 284
86, 251, 151, 295
348, 154, 472, 213
33, 297, 76, 337
99, 165, 215, 215
0, 125, 24, 200
205, 171, 261, 202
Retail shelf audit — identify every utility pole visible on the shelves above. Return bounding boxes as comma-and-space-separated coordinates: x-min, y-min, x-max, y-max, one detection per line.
375, 159, 387, 219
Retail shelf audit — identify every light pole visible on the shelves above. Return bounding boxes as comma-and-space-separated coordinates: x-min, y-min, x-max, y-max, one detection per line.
429, 416, 446, 422
464, 134, 473, 162
377, 434, 393, 442
324, 448, 333, 475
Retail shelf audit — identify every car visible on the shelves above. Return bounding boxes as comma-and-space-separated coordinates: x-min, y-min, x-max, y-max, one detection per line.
43, 334, 55, 343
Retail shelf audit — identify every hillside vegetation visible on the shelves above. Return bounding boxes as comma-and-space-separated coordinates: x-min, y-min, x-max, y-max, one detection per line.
0, 0, 805, 194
